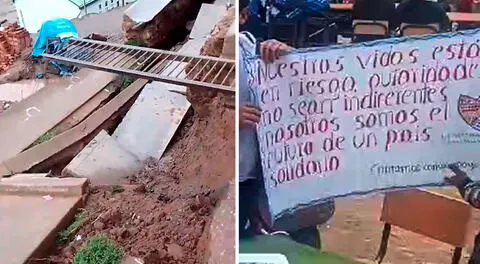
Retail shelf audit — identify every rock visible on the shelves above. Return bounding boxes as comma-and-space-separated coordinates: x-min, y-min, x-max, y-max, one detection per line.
166, 243, 184, 260
62, 245, 74, 259
133, 184, 146, 193
93, 221, 105, 230
119, 227, 130, 239
122, 256, 144, 264
133, 218, 141, 226
128, 227, 139, 236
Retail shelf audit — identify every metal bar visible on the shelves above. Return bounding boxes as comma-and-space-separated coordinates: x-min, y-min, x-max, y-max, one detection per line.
201, 61, 218, 82
192, 59, 212, 81
147, 54, 171, 73
143, 54, 163, 72
133, 51, 155, 71
185, 58, 204, 78
93, 44, 118, 61
119, 49, 142, 68
211, 62, 228, 84
131, 50, 148, 69
165, 56, 186, 77
174, 56, 195, 78
158, 55, 179, 75
42, 38, 235, 92
220, 64, 235, 86
104, 46, 129, 66
41, 53, 234, 92
68, 38, 234, 63
111, 47, 136, 67
97, 45, 118, 64
55, 40, 85, 56
61, 42, 93, 58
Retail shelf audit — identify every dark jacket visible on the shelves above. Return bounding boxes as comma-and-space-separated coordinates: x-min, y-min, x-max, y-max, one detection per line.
396, 0, 450, 31
352, 0, 399, 30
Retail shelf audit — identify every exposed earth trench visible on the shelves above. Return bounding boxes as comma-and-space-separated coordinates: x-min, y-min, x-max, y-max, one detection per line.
24, 3, 235, 264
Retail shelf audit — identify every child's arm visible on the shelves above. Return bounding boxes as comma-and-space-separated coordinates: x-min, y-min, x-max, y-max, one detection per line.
446, 164, 480, 208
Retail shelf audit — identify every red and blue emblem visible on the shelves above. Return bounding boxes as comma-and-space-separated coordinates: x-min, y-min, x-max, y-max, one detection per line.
458, 94, 480, 131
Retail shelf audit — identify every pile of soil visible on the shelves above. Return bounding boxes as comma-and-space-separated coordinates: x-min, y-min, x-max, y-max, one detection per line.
48, 173, 218, 264
0, 49, 35, 84
47, 78, 234, 264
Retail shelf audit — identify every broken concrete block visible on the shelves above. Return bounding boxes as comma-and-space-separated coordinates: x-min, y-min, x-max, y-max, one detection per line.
113, 82, 190, 161
189, 4, 227, 40
8, 173, 49, 179
62, 130, 141, 185
122, 256, 144, 264
0, 176, 88, 196
0, 194, 82, 264
221, 22, 235, 59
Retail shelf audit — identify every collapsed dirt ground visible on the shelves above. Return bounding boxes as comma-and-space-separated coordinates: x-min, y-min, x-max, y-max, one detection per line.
45, 91, 234, 264
26, 4, 235, 263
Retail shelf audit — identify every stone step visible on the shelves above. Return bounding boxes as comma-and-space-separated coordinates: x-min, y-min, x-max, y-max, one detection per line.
0, 176, 88, 196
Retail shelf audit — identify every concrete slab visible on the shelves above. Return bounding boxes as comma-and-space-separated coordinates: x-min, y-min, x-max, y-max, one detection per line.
9, 173, 49, 179
0, 79, 148, 177
189, 4, 227, 40
208, 182, 235, 264
72, 6, 128, 40
112, 39, 202, 160
221, 23, 235, 59
0, 194, 82, 264
113, 82, 190, 161
122, 256, 145, 264
0, 69, 116, 163
0, 176, 88, 196
62, 130, 141, 185
124, 0, 172, 24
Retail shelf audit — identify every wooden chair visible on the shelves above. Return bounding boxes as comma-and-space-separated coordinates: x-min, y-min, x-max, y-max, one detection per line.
352, 20, 389, 42
400, 23, 440, 36
375, 189, 472, 264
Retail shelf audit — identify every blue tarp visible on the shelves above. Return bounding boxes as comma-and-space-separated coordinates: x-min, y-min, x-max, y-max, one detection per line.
31, 18, 78, 57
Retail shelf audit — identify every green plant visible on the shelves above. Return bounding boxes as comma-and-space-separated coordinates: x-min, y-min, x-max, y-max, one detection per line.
125, 39, 146, 47
73, 235, 123, 264
33, 130, 57, 146
58, 210, 88, 243
121, 76, 136, 89
111, 185, 124, 194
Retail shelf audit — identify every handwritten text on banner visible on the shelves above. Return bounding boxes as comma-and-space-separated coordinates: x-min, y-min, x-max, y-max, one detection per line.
250, 31, 480, 218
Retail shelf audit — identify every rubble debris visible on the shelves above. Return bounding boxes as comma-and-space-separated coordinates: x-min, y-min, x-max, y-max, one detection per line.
0, 23, 32, 73
0, 69, 116, 164
62, 130, 142, 185
0, 79, 148, 177
112, 38, 204, 161
123, 0, 206, 47
0, 176, 88, 196
189, 4, 227, 40
186, 7, 236, 112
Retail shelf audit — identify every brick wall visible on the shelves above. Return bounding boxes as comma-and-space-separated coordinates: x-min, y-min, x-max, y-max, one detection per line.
0, 23, 32, 72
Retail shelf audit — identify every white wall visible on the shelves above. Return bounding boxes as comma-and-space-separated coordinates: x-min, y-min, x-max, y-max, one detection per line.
83, 0, 136, 14
15, 0, 80, 32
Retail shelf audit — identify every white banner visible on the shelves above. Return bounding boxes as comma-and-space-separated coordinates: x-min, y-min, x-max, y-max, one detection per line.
249, 30, 480, 218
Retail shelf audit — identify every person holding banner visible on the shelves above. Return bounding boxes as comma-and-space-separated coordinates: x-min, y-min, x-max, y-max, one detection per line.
239, 0, 335, 249
445, 164, 480, 263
